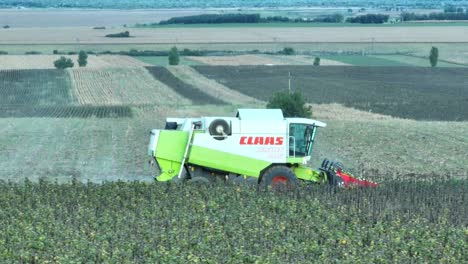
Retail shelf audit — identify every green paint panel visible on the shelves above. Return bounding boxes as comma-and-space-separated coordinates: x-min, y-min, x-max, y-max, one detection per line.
188, 146, 270, 177
154, 131, 189, 181
293, 165, 325, 183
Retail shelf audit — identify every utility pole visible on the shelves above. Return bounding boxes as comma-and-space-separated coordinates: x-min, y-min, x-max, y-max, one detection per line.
288, 72, 291, 93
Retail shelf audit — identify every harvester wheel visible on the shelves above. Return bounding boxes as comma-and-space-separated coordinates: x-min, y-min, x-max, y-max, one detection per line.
260, 166, 297, 191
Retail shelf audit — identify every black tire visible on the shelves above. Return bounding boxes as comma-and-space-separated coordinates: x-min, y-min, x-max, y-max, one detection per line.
260, 166, 298, 191
209, 119, 231, 140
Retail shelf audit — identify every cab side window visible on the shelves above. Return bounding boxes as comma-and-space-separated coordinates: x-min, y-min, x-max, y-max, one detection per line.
289, 124, 307, 157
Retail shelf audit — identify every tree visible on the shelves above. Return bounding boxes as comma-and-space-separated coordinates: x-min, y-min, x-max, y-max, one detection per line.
78, 50, 88, 67
54, 56, 74, 69
168, 46, 180, 65
267, 90, 312, 118
429, 47, 438, 67
313, 57, 320, 66
282, 47, 295, 55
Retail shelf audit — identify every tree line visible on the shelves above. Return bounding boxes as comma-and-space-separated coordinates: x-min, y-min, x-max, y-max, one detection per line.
401, 10, 468, 21
158, 13, 391, 25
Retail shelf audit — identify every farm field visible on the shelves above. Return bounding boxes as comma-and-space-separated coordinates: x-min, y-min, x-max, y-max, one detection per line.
70, 67, 188, 106
1, 43, 468, 66
145, 67, 225, 105
2, 26, 468, 45
194, 65, 468, 121
186, 55, 349, 66
166, 66, 261, 105
0, 104, 466, 183
0, 55, 148, 70
0, 62, 467, 263
0, 179, 465, 262
134, 56, 199, 66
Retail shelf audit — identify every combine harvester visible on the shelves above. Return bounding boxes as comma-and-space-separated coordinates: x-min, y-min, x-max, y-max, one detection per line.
148, 109, 377, 189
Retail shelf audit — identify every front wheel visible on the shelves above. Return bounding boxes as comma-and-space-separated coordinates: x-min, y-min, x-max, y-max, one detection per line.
260, 166, 298, 191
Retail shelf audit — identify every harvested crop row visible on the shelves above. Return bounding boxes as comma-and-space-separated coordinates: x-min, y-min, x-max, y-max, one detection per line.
70, 67, 190, 106
0, 105, 133, 118
0, 69, 73, 106
145, 67, 224, 105
167, 66, 261, 106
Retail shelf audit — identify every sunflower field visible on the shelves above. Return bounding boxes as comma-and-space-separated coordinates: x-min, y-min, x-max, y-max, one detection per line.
0, 179, 466, 263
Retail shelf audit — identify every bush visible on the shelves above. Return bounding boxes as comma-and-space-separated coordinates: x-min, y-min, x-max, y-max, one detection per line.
267, 90, 312, 117
105, 31, 130, 38
25, 51, 42, 55
78, 50, 88, 67
168, 46, 180, 65
54, 56, 74, 69
0, 51, 8, 55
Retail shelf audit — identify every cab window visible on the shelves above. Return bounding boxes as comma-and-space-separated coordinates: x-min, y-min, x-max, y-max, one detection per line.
289, 123, 315, 157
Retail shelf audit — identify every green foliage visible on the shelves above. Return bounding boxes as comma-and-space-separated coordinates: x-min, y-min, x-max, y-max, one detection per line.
54, 56, 74, 69
281, 47, 295, 55
312, 13, 344, 23
78, 50, 88, 67
401, 11, 468, 21
25, 51, 42, 55
430, 46, 439, 67
168, 46, 180, 65
0, 51, 7, 55
267, 90, 312, 117
346, 14, 389, 24
313, 56, 321, 66
160, 13, 261, 25
0, 179, 465, 262
105, 31, 130, 38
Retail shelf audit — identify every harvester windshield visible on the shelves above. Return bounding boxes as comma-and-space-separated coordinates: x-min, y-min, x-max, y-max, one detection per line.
289, 123, 316, 157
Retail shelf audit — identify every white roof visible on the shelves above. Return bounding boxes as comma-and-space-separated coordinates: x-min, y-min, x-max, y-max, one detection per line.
236, 109, 284, 120
286, 118, 327, 127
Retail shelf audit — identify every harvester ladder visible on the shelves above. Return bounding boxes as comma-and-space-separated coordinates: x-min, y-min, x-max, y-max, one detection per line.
177, 123, 196, 179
